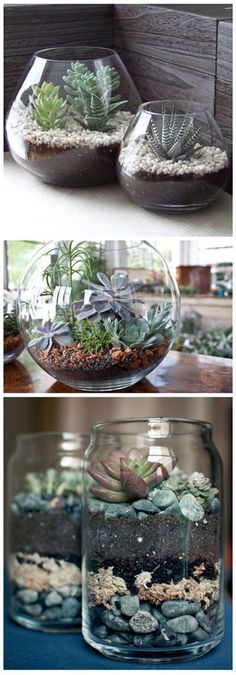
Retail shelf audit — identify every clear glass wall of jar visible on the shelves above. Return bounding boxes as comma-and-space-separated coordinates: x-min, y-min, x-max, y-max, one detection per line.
82, 418, 223, 662
4, 290, 24, 364
8, 432, 88, 632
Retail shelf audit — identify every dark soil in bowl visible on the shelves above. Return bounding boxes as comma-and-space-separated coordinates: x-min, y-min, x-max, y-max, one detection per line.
10, 510, 81, 560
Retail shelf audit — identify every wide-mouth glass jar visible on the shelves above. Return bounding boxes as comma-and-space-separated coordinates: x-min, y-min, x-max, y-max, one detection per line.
4, 290, 24, 364
6, 46, 141, 187
8, 432, 88, 632
82, 418, 223, 662
17, 240, 180, 391
117, 100, 229, 212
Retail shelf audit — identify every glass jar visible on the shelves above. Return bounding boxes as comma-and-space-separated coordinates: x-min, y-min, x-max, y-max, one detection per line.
6, 46, 141, 187
117, 100, 229, 212
17, 240, 180, 391
8, 432, 88, 632
82, 418, 223, 662
4, 290, 24, 364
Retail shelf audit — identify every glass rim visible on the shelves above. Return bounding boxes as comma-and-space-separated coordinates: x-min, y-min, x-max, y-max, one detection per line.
92, 417, 213, 432
139, 100, 210, 116
16, 431, 89, 442
34, 46, 117, 62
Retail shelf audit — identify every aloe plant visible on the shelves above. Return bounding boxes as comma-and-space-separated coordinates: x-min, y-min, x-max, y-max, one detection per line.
29, 82, 68, 131
89, 447, 177, 502
147, 107, 202, 162
63, 62, 127, 131
75, 272, 141, 322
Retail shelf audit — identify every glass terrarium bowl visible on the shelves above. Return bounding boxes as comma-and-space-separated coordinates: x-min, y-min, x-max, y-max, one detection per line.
117, 100, 229, 212
4, 290, 24, 364
6, 46, 141, 187
82, 417, 223, 663
8, 432, 89, 632
17, 240, 180, 392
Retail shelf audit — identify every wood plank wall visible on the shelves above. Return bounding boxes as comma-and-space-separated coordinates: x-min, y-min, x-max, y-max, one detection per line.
215, 21, 232, 149
4, 4, 113, 113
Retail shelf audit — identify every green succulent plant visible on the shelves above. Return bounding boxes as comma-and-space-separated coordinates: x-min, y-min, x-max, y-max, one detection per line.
63, 62, 127, 131
4, 309, 19, 336
103, 300, 175, 349
29, 81, 68, 131
25, 469, 82, 496
72, 317, 114, 353
147, 107, 202, 162
89, 447, 177, 502
159, 470, 218, 506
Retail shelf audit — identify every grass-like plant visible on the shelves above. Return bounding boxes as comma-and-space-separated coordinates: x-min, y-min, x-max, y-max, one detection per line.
72, 318, 114, 353
29, 82, 68, 131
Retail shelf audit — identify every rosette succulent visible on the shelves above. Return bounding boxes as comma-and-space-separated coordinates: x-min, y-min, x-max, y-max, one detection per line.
147, 107, 202, 162
89, 447, 177, 502
29, 82, 68, 131
75, 272, 142, 322
28, 320, 72, 352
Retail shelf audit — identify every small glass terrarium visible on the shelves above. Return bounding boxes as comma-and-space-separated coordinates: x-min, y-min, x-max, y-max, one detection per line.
117, 101, 229, 212
4, 290, 24, 364
8, 432, 88, 632
17, 240, 180, 391
6, 47, 141, 187
82, 418, 223, 662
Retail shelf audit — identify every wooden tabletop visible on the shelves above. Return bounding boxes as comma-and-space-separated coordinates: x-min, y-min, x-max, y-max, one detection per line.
4, 349, 232, 394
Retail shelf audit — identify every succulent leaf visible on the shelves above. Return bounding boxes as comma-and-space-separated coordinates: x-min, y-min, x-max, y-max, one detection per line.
147, 107, 202, 163
28, 320, 72, 352
76, 272, 142, 322
29, 81, 68, 131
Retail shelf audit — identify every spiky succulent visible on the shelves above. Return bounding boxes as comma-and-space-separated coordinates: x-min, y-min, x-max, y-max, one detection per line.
4, 309, 19, 336
25, 469, 82, 496
147, 107, 202, 162
63, 62, 127, 131
75, 272, 141, 322
29, 82, 68, 131
89, 447, 177, 502
28, 320, 72, 352
103, 300, 175, 349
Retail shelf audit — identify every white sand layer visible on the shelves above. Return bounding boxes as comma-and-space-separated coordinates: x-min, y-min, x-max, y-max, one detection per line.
119, 137, 229, 177
10, 103, 132, 149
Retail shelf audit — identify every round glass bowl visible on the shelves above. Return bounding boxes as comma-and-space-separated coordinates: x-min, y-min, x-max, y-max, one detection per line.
17, 240, 180, 391
4, 290, 24, 364
6, 46, 141, 187
8, 432, 89, 632
117, 100, 229, 212
82, 417, 224, 662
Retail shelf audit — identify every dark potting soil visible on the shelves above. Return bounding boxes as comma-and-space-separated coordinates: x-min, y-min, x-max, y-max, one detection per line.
10, 510, 81, 559
117, 165, 228, 211
15, 141, 120, 186
86, 511, 221, 572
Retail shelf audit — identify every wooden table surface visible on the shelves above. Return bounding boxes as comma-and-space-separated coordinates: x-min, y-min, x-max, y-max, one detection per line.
4, 349, 232, 394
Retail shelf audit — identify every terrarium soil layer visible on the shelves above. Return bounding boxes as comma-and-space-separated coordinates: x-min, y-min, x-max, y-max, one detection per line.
118, 167, 228, 211
4, 333, 22, 353
21, 140, 120, 186
87, 511, 221, 571
10, 510, 81, 559
32, 341, 169, 385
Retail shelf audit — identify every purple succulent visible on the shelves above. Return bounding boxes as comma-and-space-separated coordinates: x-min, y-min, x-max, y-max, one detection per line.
28, 320, 72, 352
75, 272, 143, 322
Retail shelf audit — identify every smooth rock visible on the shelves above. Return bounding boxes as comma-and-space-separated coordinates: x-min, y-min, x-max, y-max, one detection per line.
177, 634, 188, 645
93, 624, 108, 638
24, 603, 42, 617
191, 627, 209, 641
62, 597, 81, 618
45, 591, 62, 607
132, 500, 159, 513
153, 489, 177, 509
161, 600, 201, 618
107, 634, 130, 644
58, 585, 71, 598
102, 610, 130, 632
88, 499, 107, 514
105, 503, 136, 518
129, 610, 158, 634
210, 497, 220, 514
137, 512, 148, 519
140, 602, 152, 612
164, 503, 181, 516
208, 604, 217, 619
120, 593, 140, 617
167, 615, 198, 634
43, 607, 62, 620
110, 594, 122, 616
152, 607, 165, 622
133, 634, 154, 646
179, 494, 204, 521
196, 609, 212, 632
17, 590, 38, 604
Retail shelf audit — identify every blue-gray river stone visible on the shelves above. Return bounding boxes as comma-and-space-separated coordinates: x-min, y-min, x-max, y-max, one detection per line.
105, 503, 136, 518
132, 500, 159, 513
179, 494, 204, 521
140, 601, 152, 612
196, 609, 212, 632
107, 634, 130, 644
210, 498, 220, 514
191, 626, 209, 641
93, 624, 108, 638
43, 607, 62, 620
62, 597, 81, 618
137, 512, 148, 519
45, 591, 62, 607
120, 593, 140, 617
161, 600, 201, 618
153, 489, 177, 509
111, 594, 122, 615
133, 634, 154, 646
164, 503, 181, 516
102, 610, 130, 632
17, 590, 38, 604
167, 615, 198, 633
88, 498, 107, 514
24, 603, 42, 617
129, 610, 158, 633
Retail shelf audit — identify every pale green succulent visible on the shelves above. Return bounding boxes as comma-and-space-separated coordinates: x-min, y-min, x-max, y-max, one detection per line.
147, 107, 202, 162
29, 81, 68, 131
